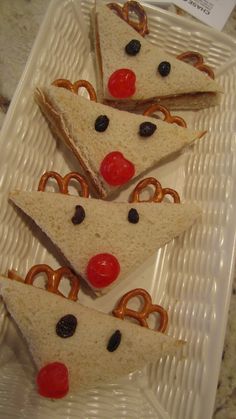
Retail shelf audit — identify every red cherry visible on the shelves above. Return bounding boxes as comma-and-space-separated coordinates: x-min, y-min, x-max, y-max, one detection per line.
37, 362, 69, 399
108, 69, 136, 98
87, 253, 120, 288
100, 151, 135, 186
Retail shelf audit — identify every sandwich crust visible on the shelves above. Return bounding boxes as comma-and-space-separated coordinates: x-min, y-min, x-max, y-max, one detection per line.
35, 88, 107, 198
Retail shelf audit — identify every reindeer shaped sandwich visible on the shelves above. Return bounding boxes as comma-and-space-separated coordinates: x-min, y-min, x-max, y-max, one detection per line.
10, 172, 201, 295
35, 79, 205, 198
91, 1, 221, 111
0, 265, 183, 398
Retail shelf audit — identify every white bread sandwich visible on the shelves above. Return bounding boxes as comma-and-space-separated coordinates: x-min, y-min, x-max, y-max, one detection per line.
0, 276, 183, 397
35, 85, 205, 199
9, 188, 201, 295
91, 1, 221, 111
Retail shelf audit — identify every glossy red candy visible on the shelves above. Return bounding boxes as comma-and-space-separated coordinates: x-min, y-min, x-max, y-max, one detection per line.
100, 151, 135, 186
37, 362, 69, 399
87, 253, 120, 288
108, 69, 136, 98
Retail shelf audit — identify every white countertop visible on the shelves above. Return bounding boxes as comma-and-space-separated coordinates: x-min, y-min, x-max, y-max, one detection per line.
0, 1, 235, 417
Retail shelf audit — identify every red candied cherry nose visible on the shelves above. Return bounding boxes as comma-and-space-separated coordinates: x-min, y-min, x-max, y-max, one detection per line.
108, 68, 136, 98
100, 151, 135, 186
37, 362, 69, 399
87, 253, 120, 288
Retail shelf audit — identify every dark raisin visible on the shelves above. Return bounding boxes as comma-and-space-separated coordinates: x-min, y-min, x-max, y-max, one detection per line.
71, 205, 85, 225
125, 39, 141, 56
158, 61, 171, 77
107, 330, 122, 352
95, 115, 109, 132
56, 314, 77, 338
139, 121, 157, 137
128, 208, 139, 224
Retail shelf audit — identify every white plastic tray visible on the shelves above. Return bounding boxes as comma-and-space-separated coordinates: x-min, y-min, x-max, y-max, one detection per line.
0, 1, 236, 418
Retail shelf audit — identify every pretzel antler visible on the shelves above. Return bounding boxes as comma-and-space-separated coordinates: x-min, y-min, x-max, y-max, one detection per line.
130, 177, 180, 203
8, 264, 80, 301
107, 2, 124, 18
38, 171, 89, 197
143, 104, 187, 128
52, 79, 97, 101
108, 1, 149, 36
176, 51, 215, 79
113, 288, 168, 333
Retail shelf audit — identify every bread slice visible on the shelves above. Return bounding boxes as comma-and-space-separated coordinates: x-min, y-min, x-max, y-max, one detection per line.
9, 191, 201, 295
91, 1, 221, 111
35, 86, 204, 198
0, 277, 183, 393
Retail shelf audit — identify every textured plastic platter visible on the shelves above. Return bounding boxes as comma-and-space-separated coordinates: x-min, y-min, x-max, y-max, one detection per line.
0, 0, 236, 418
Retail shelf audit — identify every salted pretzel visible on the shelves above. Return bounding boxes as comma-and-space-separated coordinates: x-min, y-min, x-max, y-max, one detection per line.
108, 1, 149, 36
176, 51, 215, 79
52, 79, 97, 101
143, 104, 187, 128
8, 264, 80, 301
38, 171, 89, 197
130, 177, 180, 203
113, 288, 168, 333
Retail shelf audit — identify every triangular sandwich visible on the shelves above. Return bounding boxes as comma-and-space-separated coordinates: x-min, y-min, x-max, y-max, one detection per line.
10, 190, 201, 294
0, 277, 182, 396
91, 1, 221, 111
35, 86, 204, 198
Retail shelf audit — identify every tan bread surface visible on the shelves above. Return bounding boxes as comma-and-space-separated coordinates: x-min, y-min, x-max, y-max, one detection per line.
93, 2, 221, 108
35, 86, 204, 198
10, 191, 201, 294
0, 277, 182, 391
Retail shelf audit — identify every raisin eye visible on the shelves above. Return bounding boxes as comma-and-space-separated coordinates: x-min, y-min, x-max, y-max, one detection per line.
56, 314, 77, 338
139, 122, 157, 137
71, 205, 85, 225
95, 115, 109, 132
107, 330, 122, 352
125, 39, 141, 56
128, 208, 139, 224
158, 61, 171, 77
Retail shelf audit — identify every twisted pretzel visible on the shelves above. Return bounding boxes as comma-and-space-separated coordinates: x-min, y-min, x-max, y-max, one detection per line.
107, 2, 124, 18
176, 51, 215, 79
38, 171, 89, 197
143, 104, 187, 128
113, 288, 168, 333
8, 264, 80, 301
52, 79, 97, 101
7, 269, 23, 283
130, 177, 180, 203
108, 1, 149, 36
